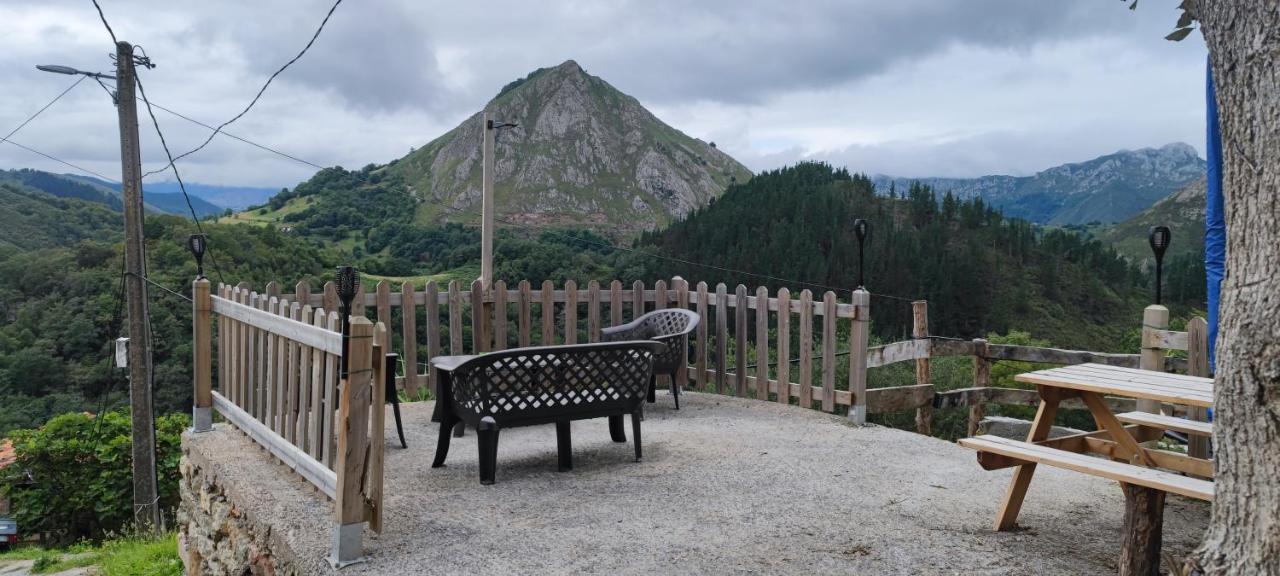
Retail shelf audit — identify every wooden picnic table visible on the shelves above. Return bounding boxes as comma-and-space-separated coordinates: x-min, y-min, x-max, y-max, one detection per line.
959, 363, 1214, 576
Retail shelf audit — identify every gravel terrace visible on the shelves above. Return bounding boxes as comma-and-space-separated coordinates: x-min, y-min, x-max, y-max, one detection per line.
185, 392, 1209, 575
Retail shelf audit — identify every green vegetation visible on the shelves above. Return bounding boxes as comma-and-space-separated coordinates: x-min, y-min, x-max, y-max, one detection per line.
0, 533, 181, 575
0, 182, 122, 251
1, 411, 188, 545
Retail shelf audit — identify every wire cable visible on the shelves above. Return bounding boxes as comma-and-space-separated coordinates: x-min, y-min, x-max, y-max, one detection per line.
138, 98, 324, 171
141, 0, 343, 178
135, 75, 228, 285
1, 76, 86, 144
91, 0, 118, 45
1, 138, 118, 182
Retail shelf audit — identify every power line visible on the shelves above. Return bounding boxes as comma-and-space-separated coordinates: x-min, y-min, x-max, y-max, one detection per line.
138, 98, 324, 171
91, 0, 118, 44
135, 74, 228, 285
2, 76, 86, 144
1, 138, 118, 182
141, 0, 343, 178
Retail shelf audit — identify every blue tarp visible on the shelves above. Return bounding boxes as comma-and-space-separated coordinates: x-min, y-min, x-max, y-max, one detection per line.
1205, 59, 1225, 371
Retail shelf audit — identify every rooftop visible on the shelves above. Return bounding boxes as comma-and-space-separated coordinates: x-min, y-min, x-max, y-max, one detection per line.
184, 393, 1209, 575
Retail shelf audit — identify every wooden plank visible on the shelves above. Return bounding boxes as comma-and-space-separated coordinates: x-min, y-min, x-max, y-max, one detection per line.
930, 339, 976, 357
212, 392, 336, 498
1060, 363, 1215, 386
400, 282, 419, 396
866, 384, 935, 413
518, 280, 532, 348
912, 301, 931, 435
238, 288, 252, 415
448, 281, 463, 354
632, 280, 645, 323
847, 289, 869, 423
211, 295, 343, 355
471, 279, 487, 353
367, 323, 387, 533
866, 340, 930, 368
610, 280, 624, 329
695, 282, 709, 393
776, 288, 791, 404
984, 344, 1140, 367
654, 279, 667, 310
1080, 392, 1156, 466
425, 281, 440, 397
958, 435, 1213, 501
564, 280, 578, 344
714, 283, 728, 395
542, 280, 556, 346
306, 307, 324, 459
755, 286, 770, 401
352, 282, 366, 318
821, 291, 836, 412
493, 280, 508, 351
1016, 368, 1213, 407
1149, 329, 1188, 352
993, 390, 1062, 530
323, 311, 339, 469
265, 296, 280, 431
970, 338, 990, 437
335, 317, 375, 525
376, 280, 391, 340
798, 290, 813, 409
1116, 410, 1215, 437
1186, 316, 1210, 459
219, 285, 231, 404
587, 281, 601, 343
674, 278, 690, 390
735, 284, 748, 397
284, 301, 301, 444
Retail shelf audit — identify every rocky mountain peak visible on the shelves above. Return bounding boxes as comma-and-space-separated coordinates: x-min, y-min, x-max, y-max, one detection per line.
394, 61, 752, 233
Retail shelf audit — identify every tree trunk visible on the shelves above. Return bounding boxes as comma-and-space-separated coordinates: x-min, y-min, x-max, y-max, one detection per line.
1196, 2, 1280, 574
1119, 484, 1165, 576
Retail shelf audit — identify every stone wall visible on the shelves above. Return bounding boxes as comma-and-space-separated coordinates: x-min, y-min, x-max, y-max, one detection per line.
178, 448, 301, 575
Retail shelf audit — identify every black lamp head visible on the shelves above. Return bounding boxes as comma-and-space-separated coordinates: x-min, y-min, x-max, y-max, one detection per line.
187, 234, 206, 278
335, 266, 359, 308
1148, 226, 1171, 259
854, 219, 870, 243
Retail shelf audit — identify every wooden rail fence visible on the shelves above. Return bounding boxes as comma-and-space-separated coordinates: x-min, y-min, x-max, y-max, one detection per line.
190, 278, 387, 565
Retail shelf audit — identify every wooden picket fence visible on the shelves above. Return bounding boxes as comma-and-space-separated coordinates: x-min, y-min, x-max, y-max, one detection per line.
189, 278, 388, 564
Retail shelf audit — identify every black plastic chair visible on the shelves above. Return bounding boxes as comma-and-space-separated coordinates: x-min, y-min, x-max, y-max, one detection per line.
601, 308, 699, 409
431, 341, 665, 485
384, 353, 407, 448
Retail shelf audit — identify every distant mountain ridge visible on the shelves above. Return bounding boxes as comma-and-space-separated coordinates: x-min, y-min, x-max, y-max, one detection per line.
391, 59, 753, 231
872, 143, 1206, 225
1100, 176, 1206, 265
2, 170, 227, 218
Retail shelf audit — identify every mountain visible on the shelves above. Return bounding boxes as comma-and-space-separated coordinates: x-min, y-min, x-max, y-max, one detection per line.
1100, 177, 1206, 265
0, 180, 121, 250
391, 60, 752, 231
872, 143, 1206, 225
6, 170, 226, 218
137, 181, 277, 211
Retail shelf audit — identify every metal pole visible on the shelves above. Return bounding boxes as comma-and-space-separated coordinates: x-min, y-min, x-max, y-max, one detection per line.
117, 40, 159, 532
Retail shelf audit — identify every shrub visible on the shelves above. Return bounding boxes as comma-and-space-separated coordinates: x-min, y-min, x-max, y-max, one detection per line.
0, 410, 188, 545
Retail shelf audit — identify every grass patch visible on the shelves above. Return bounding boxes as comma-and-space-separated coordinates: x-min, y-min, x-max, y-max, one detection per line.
0, 533, 180, 575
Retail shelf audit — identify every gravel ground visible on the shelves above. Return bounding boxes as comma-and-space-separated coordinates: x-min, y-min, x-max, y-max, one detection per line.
187, 392, 1209, 575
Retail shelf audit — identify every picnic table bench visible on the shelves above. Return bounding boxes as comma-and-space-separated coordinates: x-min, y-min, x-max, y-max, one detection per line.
959, 363, 1214, 576
430, 341, 666, 485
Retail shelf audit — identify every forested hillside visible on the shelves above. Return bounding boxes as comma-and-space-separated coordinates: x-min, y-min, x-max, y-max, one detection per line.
0, 182, 121, 250
636, 163, 1179, 350
0, 214, 336, 433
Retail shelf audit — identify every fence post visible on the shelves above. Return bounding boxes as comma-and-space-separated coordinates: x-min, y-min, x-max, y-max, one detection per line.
847, 289, 870, 425
400, 281, 419, 397
675, 277, 690, 391
192, 278, 213, 432
1186, 317, 1210, 458
331, 316, 374, 566
970, 338, 990, 437
1138, 304, 1169, 414
912, 300, 932, 436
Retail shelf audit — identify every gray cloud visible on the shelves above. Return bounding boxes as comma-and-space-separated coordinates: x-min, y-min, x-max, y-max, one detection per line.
0, 0, 1206, 188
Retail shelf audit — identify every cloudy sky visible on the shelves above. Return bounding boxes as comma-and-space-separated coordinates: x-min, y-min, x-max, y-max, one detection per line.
0, 0, 1206, 189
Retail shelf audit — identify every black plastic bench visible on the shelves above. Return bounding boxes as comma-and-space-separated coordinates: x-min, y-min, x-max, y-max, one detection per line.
601, 308, 699, 408
430, 341, 666, 485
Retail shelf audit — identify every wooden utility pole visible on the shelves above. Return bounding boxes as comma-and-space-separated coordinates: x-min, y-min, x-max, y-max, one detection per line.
480, 110, 495, 287
116, 40, 159, 532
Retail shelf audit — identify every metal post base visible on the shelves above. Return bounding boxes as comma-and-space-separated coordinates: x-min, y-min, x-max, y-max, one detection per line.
847, 404, 867, 426
329, 522, 366, 568
191, 406, 213, 433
